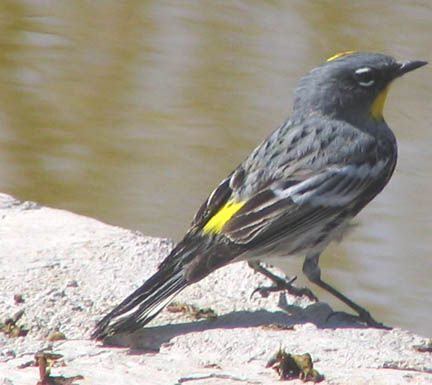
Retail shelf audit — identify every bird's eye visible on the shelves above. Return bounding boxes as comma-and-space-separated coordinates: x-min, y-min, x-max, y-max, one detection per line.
354, 67, 375, 87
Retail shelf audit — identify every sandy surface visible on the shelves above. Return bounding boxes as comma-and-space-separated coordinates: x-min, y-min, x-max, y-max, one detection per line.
0, 193, 431, 384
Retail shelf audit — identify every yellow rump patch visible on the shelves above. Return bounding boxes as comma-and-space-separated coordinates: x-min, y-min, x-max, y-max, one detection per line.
371, 86, 390, 120
327, 50, 357, 62
202, 200, 245, 235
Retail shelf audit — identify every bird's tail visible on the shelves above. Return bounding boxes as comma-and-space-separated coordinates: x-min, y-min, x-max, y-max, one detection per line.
91, 257, 189, 339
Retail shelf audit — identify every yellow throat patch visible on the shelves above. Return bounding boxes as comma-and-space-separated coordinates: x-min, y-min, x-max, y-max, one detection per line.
202, 200, 245, 235
371, 86, 390, 120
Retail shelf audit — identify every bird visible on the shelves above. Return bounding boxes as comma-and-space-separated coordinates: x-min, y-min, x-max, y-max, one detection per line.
92, 52, 427, 339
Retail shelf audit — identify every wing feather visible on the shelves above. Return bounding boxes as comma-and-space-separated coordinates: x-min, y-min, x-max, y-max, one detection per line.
222, 160, 389, 246
191, 175, 233, 229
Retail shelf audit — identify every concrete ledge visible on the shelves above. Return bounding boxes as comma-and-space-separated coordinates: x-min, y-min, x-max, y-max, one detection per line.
0, 193, 431, 384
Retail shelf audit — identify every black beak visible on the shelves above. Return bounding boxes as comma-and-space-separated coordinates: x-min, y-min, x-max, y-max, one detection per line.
396, 60, 428, 77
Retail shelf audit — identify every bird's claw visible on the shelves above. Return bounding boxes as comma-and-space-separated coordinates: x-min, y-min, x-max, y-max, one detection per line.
326, 310, 392, 329
250, 275, 318, 302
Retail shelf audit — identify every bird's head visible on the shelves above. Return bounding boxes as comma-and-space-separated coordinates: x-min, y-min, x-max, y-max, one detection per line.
293, 51, 427, 125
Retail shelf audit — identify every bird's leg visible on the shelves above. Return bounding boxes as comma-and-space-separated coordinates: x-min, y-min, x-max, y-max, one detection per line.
248, 261, 318, 301
303, 254, 391, 329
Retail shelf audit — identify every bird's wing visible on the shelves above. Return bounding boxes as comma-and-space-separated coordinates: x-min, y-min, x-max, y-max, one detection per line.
222, 159, 390, 247
191, 173, 234, 229
185, 115, 394, 256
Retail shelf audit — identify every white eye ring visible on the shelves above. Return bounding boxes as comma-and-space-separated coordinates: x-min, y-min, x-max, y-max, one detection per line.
354, 67, 375, 87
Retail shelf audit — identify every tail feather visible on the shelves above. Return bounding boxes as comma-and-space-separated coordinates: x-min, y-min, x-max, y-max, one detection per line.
91, 263, 188, 339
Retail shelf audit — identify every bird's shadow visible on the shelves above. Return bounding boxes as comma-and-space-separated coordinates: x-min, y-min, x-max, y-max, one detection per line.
101, 295, 376, 352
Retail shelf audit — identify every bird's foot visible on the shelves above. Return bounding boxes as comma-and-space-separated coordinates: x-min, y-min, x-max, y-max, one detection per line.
250, 268, 318, 302
326, 310, 392, 329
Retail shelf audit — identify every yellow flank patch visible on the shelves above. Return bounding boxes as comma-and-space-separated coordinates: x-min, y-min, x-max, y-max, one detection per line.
370, 86, 390, 120
327, 50, 357, 62
202, 200, 245, 235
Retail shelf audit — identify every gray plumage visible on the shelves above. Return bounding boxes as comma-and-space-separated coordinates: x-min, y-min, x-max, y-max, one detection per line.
92, 52, 426, 339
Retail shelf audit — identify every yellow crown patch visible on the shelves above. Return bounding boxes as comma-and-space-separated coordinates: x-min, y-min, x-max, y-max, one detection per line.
327, 50, 357, 62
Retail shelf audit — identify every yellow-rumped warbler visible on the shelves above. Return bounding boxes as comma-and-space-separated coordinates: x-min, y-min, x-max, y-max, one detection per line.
92, 52, 426, 339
